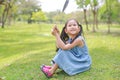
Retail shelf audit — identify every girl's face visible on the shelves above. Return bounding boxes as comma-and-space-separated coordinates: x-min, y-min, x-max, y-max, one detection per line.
65, 19, 80, 36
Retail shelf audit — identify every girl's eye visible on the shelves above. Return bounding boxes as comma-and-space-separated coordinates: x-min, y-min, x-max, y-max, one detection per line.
73, 24, 77, 26
68, 25, 71, 27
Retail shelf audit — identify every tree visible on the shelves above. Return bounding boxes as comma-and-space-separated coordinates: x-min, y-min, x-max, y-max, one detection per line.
100, 0, 120, 33
16, 0, 41, 23
76, 0, 90, 31
45, 10, 67, 23
105, 0, 111, 33
0, 0, 18, 28
111, 1, 120, 23
45, 12, 57, 23
53, 12, 66, 23
0, 0, 9, 28
0, 4, 4, 23
90, 0, 100, 32
7, 0, 18, 25
31, 11, 47, 22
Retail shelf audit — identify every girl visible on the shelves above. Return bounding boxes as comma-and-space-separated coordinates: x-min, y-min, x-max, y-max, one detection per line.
40, 18, 92, 78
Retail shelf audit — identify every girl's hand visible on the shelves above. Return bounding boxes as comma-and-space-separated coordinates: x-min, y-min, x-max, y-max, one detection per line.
51, 25, 60, 36
54, 26, 60, 34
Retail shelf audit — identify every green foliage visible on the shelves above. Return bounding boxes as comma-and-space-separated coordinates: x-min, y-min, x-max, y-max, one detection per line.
0, 23, 120, 80
76, 0, 90, 8
53, 12, 66, 23
111, 1, 120, 23
10, 3, 19, 20
100, 0, 120, 23
45, 12, 58, 23
14, 0, 41, 21
17, 14, 29, 21
17, 0, 41, 14
31, 11, 47, 21
92, 0, 98, 6
45, 10, 66, 23
89, 0, 99, 8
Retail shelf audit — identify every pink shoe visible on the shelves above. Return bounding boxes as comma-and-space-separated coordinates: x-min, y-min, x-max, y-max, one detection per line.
40, 66, 53, 78
42, 64, 51, 69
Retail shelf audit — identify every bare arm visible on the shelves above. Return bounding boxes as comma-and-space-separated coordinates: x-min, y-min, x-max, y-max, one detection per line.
51, 26, 84, 50
55, 33, 84, 50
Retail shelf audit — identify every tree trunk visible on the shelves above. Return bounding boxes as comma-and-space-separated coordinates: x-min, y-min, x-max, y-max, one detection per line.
106, 0, 111, 33
96, 9, 98, 30
107, 16, 111, 33
92, 10, 96, 32
1, 9, 6, 28
84, 9, 89, 31
1, 3, 9, 28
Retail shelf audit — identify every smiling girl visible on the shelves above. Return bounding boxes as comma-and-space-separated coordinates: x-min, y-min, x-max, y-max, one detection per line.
40, 18, 92, 78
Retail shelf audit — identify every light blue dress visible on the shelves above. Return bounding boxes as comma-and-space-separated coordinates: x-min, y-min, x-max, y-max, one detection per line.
52, 36, 92, 76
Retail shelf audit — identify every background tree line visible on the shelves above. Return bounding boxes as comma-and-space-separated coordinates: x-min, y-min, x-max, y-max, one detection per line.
0, 0, 120, 33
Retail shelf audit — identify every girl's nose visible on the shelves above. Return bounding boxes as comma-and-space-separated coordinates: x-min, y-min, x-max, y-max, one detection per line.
71, 25, 75, 28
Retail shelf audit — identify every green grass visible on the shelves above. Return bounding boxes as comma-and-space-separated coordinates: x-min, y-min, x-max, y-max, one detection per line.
0, 23, 120, 80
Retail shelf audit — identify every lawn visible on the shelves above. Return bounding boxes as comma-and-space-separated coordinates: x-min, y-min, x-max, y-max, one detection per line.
0, 22, 120, 80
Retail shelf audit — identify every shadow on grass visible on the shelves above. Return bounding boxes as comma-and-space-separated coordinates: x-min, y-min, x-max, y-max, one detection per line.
102, 31, 120, 36
89, 30, 120, 37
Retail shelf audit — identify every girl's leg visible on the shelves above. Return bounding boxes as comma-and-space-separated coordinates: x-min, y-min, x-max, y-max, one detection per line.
49, 63, 58, 74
